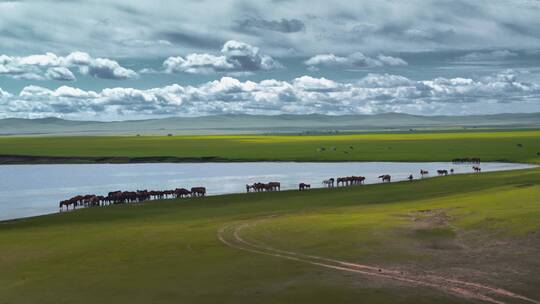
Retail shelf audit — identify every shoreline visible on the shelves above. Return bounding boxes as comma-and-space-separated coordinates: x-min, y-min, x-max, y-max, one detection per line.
1, 165, 538, 223
0, 154, 523, 165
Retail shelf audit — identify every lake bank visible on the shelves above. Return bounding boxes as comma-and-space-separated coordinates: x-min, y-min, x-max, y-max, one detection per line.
1, 161, 535, 221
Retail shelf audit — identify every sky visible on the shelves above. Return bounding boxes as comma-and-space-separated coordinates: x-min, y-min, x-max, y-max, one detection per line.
1, 0, 540, 120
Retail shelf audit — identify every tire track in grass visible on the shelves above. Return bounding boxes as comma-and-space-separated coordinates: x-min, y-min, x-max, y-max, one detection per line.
217, 218, 540, 304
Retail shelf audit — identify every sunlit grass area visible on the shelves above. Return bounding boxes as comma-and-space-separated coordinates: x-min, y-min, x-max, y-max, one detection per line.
1, 130, 540, 164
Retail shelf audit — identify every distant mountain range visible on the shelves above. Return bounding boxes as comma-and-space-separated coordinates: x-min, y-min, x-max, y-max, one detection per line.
1, 113, 540, 135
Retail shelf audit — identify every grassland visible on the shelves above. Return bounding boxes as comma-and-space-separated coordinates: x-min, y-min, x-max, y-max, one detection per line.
1, 168, 540, 303
1, 129, 540, 164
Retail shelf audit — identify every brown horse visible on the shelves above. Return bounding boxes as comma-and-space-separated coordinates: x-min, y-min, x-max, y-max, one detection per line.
59, 200, 71, 211
299, 183, 311, 191
268, 182, 281, 191
351, 176, 366, 185
251, 182, 266, 192
191, 187, 206, 197
378, 175, 391, 183
175, 188, 191, 198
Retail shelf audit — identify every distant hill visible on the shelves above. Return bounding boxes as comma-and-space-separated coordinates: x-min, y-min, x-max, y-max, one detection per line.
1, 113, 540, 135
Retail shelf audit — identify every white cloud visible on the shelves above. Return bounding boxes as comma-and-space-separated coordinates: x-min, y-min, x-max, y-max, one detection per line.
45, 67, 76, 81
457, 50, 519, 61
1, 72, 538, 119
0, 52, 138, 81
304, 52, 407, 70
79, 58, 138, 79
163, 40, 282, 74
0, 87, 12, 100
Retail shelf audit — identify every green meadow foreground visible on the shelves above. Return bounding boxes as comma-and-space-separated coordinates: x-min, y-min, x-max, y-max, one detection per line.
1, 130, 540, 164
1, 168, 540, 304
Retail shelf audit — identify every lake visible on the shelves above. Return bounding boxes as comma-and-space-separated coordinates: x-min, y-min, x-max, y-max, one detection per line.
0, 162, 535, 221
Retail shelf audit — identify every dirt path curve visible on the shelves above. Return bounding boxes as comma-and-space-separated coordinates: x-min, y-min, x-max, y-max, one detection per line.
217, 217, 540, 304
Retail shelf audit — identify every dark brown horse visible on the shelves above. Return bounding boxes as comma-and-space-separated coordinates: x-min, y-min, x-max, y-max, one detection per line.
298, 183, 311, 191
174, 188, 191, 198
59, 200, 71, 211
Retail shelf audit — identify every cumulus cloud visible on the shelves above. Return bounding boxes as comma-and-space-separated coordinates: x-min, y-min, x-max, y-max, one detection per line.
1, 72, 538, 119
456, 50, 519, 61
305, 52, 407, 70
79, 58, 138, 80
163, 40, 282, 74
0, 52, 138, 81
234, 18, 305, 33
45, 67, 76, 81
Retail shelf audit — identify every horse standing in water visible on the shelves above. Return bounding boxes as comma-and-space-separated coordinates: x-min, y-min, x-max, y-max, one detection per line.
379, 175, 391, 183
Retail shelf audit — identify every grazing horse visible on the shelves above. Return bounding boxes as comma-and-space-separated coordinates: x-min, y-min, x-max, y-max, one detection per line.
473, 166, 481, 173
408, 174, 414, 181
420, 169, 429, 178
59, 200, 71, 211
437, 169, 448, 176
299, 183, 311, 191
322, 178, 335, 188
191, 187, 206, 197
378, 175, 391, 183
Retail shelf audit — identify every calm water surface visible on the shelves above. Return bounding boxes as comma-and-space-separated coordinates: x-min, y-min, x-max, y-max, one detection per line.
0, 162, 535, 221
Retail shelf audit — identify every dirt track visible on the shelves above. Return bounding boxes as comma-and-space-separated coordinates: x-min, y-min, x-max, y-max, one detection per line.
217, 217, 540, 304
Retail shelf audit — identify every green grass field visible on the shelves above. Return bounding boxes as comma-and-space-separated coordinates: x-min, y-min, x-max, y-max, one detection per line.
1, 168, 540, 304
1, 130, 540, 163
2, 130, 540, 303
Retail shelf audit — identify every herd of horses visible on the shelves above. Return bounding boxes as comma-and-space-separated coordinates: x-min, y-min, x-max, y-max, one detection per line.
59, 164, 483, 212
59, 187, 206, 211
245, 182, 281, 192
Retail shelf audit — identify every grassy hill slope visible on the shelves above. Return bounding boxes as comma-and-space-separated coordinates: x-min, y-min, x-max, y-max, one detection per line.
1, 168, 539, 303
